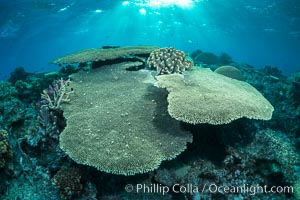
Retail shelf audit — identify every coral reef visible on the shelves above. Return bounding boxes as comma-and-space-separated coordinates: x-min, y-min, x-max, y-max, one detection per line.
152, 124, 298, 199
288, 72, 300, 106
59, 63, 192, 175
1, 46, 300, 200
51, 46, 159, 64
259, 65, 284, 79
52, 167, 83, 199
147, 47, 193, 74
8, 66, 31, 84
244, 129, 299, 182
0, 81, 18, 100
236, 63, 300, 137
0, 81, 27, 131
37, 105, 61, 141
156, 68, 274, 125
214, 65, 244, 81
0, 129, 12, 169
3, 174, 60, 200
7, 67, 60, 103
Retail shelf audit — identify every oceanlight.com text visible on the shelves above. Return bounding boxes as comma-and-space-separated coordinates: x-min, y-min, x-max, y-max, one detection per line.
124, 183, 294, 196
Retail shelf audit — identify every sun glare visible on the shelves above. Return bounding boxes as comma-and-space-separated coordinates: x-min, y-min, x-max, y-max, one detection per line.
122, 0, 197, 9
148, 0, 195, 9
139, 8, 147, 15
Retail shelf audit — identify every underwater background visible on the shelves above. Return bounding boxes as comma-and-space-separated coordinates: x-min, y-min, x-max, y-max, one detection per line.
1, 0, 300, 200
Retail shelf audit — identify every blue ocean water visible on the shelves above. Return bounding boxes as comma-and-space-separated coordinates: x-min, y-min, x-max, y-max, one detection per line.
0, 0, 299, 79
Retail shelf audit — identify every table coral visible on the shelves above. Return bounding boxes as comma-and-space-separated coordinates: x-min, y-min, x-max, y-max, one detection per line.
51, 46, 159, 64
59, 63, 192, 175
156, 68, 274, 125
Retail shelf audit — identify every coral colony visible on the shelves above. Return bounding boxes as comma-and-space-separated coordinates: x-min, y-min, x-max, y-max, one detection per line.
40, 78, 73, 110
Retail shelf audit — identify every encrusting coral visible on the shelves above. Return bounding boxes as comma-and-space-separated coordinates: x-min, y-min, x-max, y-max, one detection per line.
147, 47, 193, 75
59, 62, 192, 175
156, 68, 274, 125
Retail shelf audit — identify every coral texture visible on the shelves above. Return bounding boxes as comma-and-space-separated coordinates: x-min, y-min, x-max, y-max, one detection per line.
156, 68, 274, 125
52, 167, 83, 200
147, 47, 193, 75
0, 129, 12, 168
59, 63, 192, 175
288, 72, 300, 106
0, 81, 18, 101
151, 124, 298, 199
294, 182, 300, 200
51, 46, 159, 64
244, 129, 299, 182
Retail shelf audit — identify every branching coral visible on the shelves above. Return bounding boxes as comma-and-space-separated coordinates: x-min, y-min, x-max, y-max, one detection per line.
147, 47, 193, 75
41, 78, 73, 110
37, 106, 60, 140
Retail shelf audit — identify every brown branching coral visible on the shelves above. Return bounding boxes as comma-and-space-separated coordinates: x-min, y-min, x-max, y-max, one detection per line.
147, 47, 193, 75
